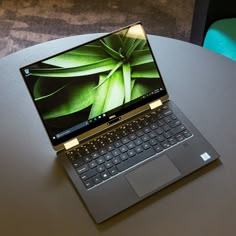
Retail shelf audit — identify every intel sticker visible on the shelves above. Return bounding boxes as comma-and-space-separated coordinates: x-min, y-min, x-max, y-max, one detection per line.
200, 152, 211, 161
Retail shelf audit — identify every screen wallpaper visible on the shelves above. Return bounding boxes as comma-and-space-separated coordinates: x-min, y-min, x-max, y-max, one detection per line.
22, 23, 164, 143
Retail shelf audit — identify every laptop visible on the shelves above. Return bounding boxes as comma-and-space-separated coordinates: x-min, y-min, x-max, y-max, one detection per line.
20, 22, 219, 223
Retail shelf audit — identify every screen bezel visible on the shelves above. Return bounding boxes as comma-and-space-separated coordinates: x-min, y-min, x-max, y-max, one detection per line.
20, 22, 168, 147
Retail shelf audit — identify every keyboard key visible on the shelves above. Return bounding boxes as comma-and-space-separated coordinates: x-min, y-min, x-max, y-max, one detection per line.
134, 138, 142, 146
77, 146, 87, 156
106, 144, 114, 151
120, 145, 128, 153
156, 127, 164, 135
154, 144, 163, 153
105, 161, 113, 169
156, 135, 165, 143
97, 164, 105, 173
121, 137, 130, 144
112, 150, 120, 157
89, 160, 97, 168
114, 133, 122, 140
80, 169, 97, 181
93, 174, 103, 185
175, 133, 185, 142
164, 132, 172, 139
84, 179, 94, 189
120, 153, 129, 161
129, 134, 137, 140
150, 138, 158, 146
161, 140, 171, 149
109, 166, 118, 176
99, 148, 107, 155
142, 135, 150, 142
101, 171, 110, 180
150, 123, 158, 130
135, 122, 143, 129
149, 132, 157, 138
127, 141, 135, 149
143, 143, 151, 150
91, 152, 100, 159
114, 141, 122, 148
104, 153, 113, 161
135, 146, 144, 153
161, 105, 168, 110
76, 164, 89, 174
117, 148, 155, 172
168, 137, 177, 145
136, 130, 144, 137
163, 124, 171, 132
97, 156, 105, 165
112, 156, 121, 165
83, 155, 92, 163
142, 120, 150, 126
170, 120, 181, 128
171, 114, 177, 120
143, 127, 151, 133
72, 158, 84, 168
66, 150, 75, 157
128, 150, 136, 157
164, 116, 172, 123
157, 113, 164, 120
183, 130, 192, 138
157, 118, 165, 126
171, 125, 186, 135
106, 137, 114, 144
163, 110, 172, 116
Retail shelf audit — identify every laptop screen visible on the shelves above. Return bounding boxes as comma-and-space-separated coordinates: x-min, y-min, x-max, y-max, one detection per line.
20, 22, 167, 146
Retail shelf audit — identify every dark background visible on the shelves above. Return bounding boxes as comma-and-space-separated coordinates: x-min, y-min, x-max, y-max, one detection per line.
0, 0, 195, 58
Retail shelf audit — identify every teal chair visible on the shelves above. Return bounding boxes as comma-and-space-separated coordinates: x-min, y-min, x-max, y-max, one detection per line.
190, 0, 236, 61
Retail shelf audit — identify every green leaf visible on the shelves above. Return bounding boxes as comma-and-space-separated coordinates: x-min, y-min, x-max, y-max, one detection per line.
130, 49, 154, 66
131, 79, 156, 100
68, 45, 107, 57
88, 74, 110, 119
41, 80, 97, 119
122, 63, 131, 103
132, 62, 160, 78
132, 69, 159, 78
44, 53, 108, 68
126, 39, 143, 59
34, 82, 69, 101
136, 40, 147, 50
33, 76, 71, 100
93, 60, 123, 90
99, 40, 124, 60
44, 45, 109, 68
122, 37, 136, 55
102, 70, 125, 113
29, 58, 118, 78
103, 34, 123, 52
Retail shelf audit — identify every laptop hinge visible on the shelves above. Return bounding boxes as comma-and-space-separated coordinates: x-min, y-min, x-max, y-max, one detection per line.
149, 99, 162, 110
64, 138, 79, 150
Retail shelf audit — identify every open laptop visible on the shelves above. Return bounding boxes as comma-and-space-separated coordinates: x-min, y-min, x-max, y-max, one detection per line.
20, 22, 219, 223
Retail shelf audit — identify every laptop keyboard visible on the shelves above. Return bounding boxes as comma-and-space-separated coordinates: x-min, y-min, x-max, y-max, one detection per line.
66, 104, 192, 189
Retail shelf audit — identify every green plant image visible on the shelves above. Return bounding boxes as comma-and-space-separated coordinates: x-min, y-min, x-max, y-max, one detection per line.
28, 24, 160, 123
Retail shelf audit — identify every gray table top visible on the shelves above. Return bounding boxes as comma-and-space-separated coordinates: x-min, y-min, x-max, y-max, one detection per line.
0, 34, 235, 236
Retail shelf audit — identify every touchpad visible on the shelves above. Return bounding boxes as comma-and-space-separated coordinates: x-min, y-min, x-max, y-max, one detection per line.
125, 154, 181, 198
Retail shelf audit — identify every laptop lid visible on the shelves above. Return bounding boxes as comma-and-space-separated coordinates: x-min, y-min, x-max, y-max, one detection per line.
20, 22, 168, 151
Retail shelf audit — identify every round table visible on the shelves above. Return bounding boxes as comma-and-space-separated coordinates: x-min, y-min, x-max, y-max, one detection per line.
0, 34, 235, 236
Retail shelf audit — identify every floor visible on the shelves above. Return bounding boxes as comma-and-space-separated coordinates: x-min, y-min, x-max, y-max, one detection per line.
0, 0, 195, 57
